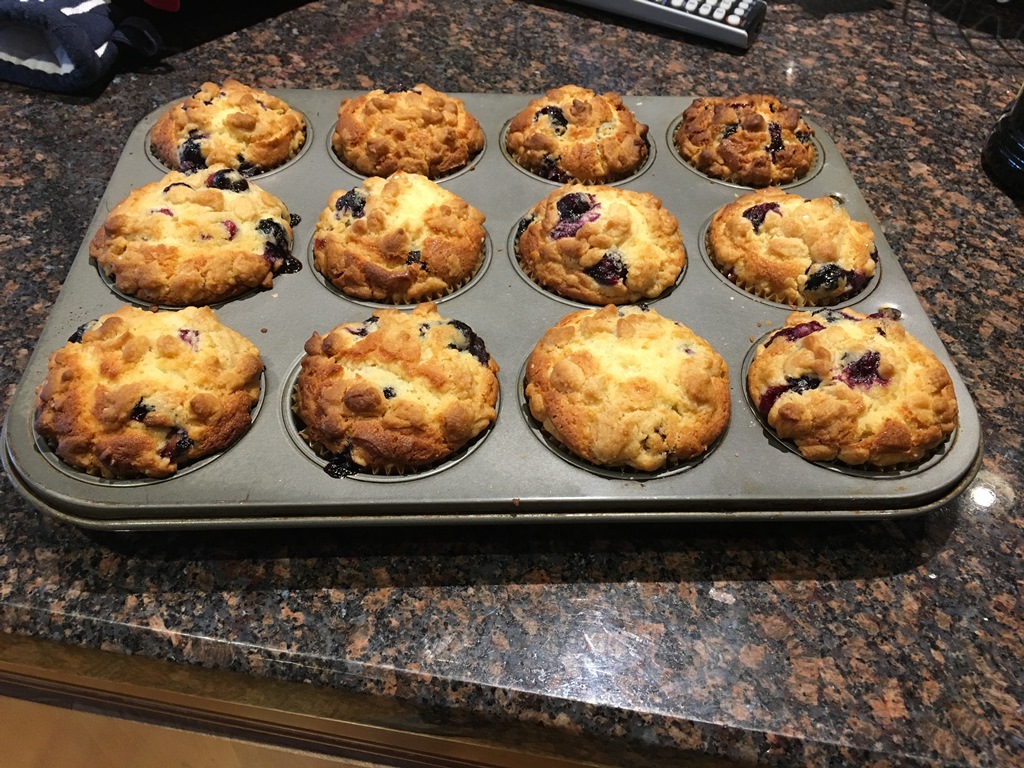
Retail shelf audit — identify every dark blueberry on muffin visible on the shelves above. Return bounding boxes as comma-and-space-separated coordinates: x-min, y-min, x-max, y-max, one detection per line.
584, 251, 628, 285
130, 399, 155, 422
766, 320, 825, 347
206, 168, 249, 193
179, 131, 206, 172
236, 156, 258, 176
766, 122, 786, 158
742, 201, 781, 233
539, 156, 571, 183
159, 427, 194, 460
336, 189, 367, 218
551, 192, 599, 239
256, 218, 301, 273
536, 105, 568, 135
447, 319, 491, 366
324, 447, 360, 478
757, 374, 821, 415
838, 351, 885, 388
804, 263, 847, 292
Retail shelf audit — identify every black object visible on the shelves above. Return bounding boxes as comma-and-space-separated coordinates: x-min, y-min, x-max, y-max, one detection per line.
982, 86, 1024, 200
0, 0, 159, 94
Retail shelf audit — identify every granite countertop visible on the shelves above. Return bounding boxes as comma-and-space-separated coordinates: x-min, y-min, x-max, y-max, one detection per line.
1, 1, 1022, 765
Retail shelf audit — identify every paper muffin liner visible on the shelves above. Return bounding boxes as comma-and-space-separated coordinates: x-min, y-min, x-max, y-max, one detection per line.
518, 360, 722, 481
284, 355, 498, 482
741, 330, 957, 478
308, 228, 491, 308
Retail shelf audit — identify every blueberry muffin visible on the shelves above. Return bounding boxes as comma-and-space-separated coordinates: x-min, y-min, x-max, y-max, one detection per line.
34, 305, 264, 479
90, 166, 300, 307
707, 188, 877, 306
515, 185, 686, 305
506, 85, 649, 184
332, 85, 484, 179
525, 305, 730, 472
150, 79, 307, 176
746, 307, 959, 467
313, 171, 486, 304
674, 94, 815, 187
295, 303, 499, 474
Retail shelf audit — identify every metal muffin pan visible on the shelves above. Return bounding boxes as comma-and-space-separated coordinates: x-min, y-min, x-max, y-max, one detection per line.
1, 91, 982, 529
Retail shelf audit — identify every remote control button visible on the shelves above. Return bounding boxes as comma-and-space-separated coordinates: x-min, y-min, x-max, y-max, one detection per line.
727, 13, 742, 25
699, 3, 713, 15
685, 0, 698, 9
671, 0, 685, 7
713, 7, 726, 19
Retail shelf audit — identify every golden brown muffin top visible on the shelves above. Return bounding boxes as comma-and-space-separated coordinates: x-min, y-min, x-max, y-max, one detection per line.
506, 85, 649, 184
674, 94, 815, 187
332, 84, 484, 179
34, 305, 263, 479
295, 303, 499, 473
150, 78, 306, 175
525, 305, 730, 471
707, 187, 877, 306
746, 307, 959, 467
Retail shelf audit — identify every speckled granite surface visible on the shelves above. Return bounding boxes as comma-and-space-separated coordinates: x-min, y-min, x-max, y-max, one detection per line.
1, 1, 1022, 765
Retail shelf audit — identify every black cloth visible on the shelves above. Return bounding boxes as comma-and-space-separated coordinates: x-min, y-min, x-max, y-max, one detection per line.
0, 0, 160, 93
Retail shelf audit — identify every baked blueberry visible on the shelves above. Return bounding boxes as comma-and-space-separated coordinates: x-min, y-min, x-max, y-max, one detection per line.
535, 105, 568, 135
447, 319, 490, 366
742, 201, 781, 233
551, 192, 599, 239
838, 351, 885, 388
130, 399, 155, 422
159, 427, 194, 460
335, 188, 367, 218
206, 168, 249, 193
179, 131, 206, 172
765, 320, 825, 347
766, 122, 785, 158
584, 251, 628, 286
757, 374, 821, 415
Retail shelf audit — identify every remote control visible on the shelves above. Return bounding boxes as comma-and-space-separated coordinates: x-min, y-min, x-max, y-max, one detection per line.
564, 0, 767, 49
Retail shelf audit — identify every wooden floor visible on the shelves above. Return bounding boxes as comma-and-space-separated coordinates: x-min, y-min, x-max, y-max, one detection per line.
0, 694, 387, 768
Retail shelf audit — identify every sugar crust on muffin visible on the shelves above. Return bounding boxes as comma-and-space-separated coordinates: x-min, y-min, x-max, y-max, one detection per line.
90, 165, 299, 307
515, 184, 685, 305
295, 303, 499, 473
150, 78, 307, 175
506, 85, 649, 184
34, 305, 264, 479
746, 307, 958, 467
674, 94, 815, 187
313, 171, 486, 304
332, 85, 484, 179
525, 305, 730, 472
707, 188, 877, 306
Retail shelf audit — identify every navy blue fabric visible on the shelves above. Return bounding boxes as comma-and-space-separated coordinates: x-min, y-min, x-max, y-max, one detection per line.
0, 0, 158, 93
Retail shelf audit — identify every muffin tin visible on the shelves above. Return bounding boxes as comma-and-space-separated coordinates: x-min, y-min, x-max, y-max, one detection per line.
0, 91, 982, 529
